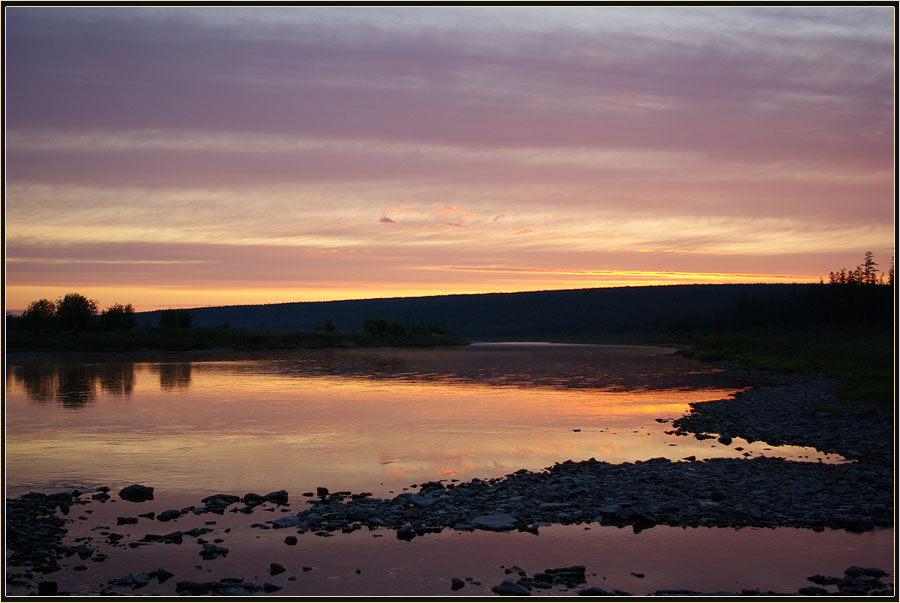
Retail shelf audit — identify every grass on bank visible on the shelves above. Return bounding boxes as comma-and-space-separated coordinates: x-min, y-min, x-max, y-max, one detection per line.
671, 327, 893, 408
557, 326, 894, 410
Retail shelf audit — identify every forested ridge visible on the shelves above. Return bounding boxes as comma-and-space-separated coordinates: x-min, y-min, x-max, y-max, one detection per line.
133, 282, 892, 340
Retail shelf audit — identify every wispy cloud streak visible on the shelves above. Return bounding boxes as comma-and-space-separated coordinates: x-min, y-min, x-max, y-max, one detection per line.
3, 6, 894, 310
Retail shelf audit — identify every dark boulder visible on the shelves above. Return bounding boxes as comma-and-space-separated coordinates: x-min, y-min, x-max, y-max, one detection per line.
156, 568, 175, 583
492, 579, 531, 596
157, 509, 181, 522
265, 490, 289, 505
243, 493, 267, 506
119, 484, 154, 502
844, 566, 887, 578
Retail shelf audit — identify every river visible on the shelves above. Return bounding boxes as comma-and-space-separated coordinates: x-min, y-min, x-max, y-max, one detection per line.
4, 343, 892, 595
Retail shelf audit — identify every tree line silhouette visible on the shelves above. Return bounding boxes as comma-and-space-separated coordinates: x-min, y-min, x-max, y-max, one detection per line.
9, 252, 892, 347
17, 293, 136, 334
827, 251, 893, 286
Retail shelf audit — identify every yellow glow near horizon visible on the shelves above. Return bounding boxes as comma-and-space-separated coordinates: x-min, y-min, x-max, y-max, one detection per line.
5, 266, 822, 314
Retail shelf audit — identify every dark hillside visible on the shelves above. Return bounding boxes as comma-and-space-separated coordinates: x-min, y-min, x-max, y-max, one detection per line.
135, 283, 892, 340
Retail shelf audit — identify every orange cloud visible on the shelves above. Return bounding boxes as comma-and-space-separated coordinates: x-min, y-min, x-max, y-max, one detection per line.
419, 265, 821, 283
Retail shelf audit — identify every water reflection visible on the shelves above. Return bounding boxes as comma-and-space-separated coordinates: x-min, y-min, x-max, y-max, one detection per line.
211, 343, 750, 392
9, 344, 837, 499
155, 363, 192, 390
7, 344, 745, 411
7, 362, 136, 408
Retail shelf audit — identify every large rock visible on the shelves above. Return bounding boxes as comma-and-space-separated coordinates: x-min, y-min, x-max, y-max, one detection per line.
272, 516, 301, 529
394, 493, 439, 508
492, 579, 531, 596
265, 490, 289, 505
201, 493, 240, 505
844, 566, 887, 578
472, 513, 518, 531
119, 484, 154, 502
243, 493, 267, 506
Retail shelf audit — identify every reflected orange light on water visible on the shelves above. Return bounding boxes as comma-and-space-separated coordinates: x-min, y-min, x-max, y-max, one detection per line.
5, 348, 839, 498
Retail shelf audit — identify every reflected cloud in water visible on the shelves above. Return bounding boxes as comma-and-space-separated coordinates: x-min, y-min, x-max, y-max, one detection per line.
6, 344, 844, 499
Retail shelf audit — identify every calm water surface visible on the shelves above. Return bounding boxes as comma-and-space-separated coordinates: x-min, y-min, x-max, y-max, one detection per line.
5, 343, 839, 496
4, 344, 890, 595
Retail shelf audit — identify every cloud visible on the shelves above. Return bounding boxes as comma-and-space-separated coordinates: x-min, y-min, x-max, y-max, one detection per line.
3, 7, 893, 310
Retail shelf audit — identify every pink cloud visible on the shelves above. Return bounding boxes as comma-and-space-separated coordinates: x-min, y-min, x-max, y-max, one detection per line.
4, 7, 893, 308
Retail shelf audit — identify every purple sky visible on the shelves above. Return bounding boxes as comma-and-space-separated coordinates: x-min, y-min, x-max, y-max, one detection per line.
5, 6, 895, 311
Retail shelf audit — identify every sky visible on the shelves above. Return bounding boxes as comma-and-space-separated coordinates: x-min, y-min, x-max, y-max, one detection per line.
4, 6, 895, 312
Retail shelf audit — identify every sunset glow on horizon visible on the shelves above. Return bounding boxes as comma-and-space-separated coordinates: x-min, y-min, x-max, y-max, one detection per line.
4, 6, 895, 312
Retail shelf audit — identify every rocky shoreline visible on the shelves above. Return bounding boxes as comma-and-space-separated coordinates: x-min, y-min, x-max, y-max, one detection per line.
671, 363, 894, 468
5, 365, 894, 596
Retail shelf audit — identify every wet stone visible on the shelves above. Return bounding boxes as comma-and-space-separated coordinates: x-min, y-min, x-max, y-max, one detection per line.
492, 579, 531, 596
118, 485, 154, 502
471, 513, 518, 531
156, 568, 175, 583
272, 516, 301, 529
